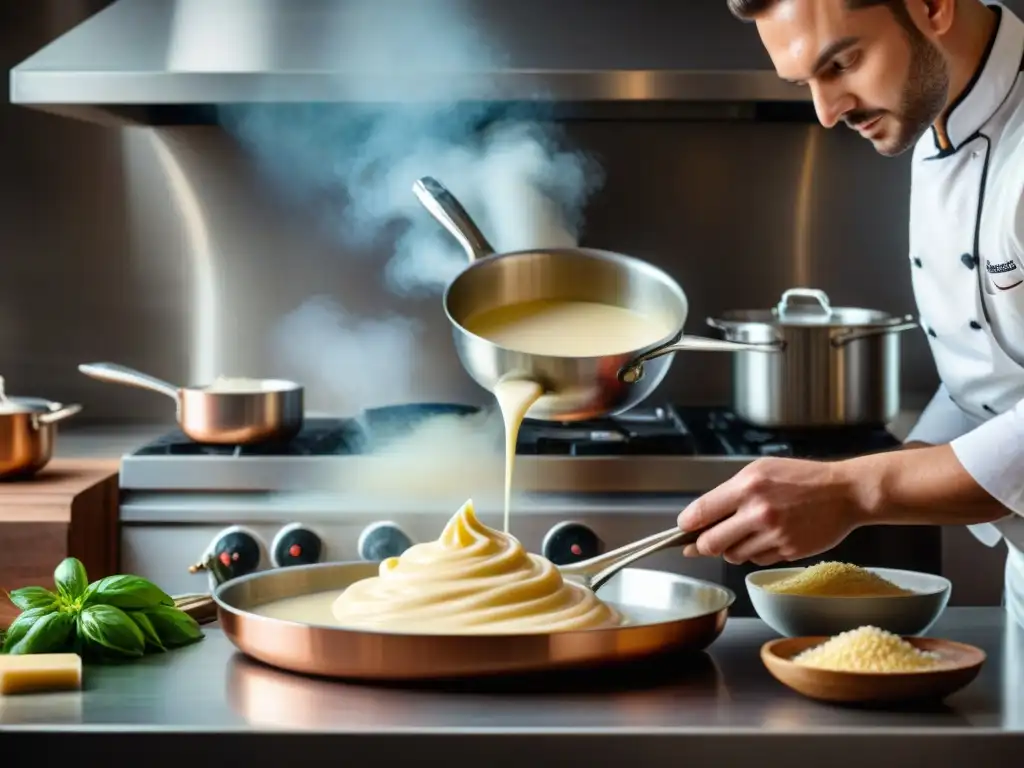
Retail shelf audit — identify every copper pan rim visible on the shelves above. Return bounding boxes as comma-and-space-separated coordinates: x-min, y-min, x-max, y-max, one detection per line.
213, 561, 736, 681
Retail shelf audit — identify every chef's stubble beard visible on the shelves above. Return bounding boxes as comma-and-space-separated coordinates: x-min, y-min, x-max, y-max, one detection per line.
881, 29, 951, 156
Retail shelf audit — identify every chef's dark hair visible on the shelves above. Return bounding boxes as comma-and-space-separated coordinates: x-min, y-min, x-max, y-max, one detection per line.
727, 0, 911, 24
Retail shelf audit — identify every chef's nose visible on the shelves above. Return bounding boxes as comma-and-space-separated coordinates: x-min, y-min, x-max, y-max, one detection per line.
810, 82, 856, 129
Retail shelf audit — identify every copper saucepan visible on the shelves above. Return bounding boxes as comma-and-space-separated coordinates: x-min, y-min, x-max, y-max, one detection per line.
0, 393, 82, 479
78, 362, 304, 445
209, 528, 732, 682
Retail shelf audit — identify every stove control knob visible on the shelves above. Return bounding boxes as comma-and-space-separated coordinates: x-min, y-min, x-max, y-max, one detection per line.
271, 524, 324, 568
542, 522, 603, 566
358, 522, 414, 562
189, 526, 264, 584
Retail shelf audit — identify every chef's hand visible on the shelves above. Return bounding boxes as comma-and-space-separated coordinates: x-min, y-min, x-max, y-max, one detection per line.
676, 457, 862, 566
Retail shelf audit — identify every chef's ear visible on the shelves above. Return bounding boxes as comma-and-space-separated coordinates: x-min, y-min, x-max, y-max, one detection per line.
911, 0, 956, 37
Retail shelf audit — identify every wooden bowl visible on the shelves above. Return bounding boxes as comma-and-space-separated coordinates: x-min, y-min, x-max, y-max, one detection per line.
761, 635, 986, 704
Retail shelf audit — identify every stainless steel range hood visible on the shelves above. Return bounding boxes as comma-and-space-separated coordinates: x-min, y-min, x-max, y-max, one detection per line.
10, 0, 812, 126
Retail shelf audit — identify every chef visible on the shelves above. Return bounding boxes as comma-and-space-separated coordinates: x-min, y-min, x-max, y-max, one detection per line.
679, 0, 1024, 627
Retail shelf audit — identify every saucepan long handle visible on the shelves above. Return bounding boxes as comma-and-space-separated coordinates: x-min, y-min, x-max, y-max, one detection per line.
618, 335, 784, 384
78, 362, 181, 403
412, 176, 496, 263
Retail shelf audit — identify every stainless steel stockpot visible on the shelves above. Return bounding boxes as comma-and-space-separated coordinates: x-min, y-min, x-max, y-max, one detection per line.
707, 288, 918, 428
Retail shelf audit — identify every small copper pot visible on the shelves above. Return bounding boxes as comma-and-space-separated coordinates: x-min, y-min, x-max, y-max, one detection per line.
0, 398, 83, 479
78, 362, 303, 445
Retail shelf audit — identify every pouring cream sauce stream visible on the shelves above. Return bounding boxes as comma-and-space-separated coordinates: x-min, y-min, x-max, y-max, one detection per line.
465, 299, 675, 535
493, 378, 543, 534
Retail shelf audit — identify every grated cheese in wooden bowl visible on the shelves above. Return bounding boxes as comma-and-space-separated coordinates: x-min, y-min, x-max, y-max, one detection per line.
792, 626, 943, 673
763, 562, 914, 597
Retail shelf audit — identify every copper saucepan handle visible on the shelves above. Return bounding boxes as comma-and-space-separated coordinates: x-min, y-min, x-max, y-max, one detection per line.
78, 362, 181, 404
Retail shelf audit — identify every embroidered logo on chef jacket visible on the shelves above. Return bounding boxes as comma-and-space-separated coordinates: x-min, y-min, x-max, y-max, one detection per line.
985, 257, 1024, 290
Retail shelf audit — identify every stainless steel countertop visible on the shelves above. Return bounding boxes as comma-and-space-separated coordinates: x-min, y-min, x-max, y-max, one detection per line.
54, 423, 171, 460
1, 608, 1021, 766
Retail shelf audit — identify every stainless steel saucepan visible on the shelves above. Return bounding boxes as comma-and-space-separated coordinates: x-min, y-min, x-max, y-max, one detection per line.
413, 177, 781, 421
78, 362, 304, 444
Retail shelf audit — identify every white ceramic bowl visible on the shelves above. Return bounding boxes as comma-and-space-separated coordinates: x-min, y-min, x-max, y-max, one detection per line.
746, 566, 952, 638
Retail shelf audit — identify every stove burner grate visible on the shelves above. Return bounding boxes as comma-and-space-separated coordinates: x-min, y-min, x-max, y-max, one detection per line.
127, 403, 900, 460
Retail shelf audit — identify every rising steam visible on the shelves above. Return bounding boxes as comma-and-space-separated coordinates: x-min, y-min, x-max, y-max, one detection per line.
219, 108, 602, 295
217, 0, 604, 414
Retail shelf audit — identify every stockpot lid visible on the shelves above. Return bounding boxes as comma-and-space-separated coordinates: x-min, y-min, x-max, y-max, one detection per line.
0, 397, 57, 415
711, 288, 903, 327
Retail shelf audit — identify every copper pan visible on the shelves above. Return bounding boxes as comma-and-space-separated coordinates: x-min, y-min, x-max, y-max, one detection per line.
212, 561, 735, 682
78, 362, 303, 444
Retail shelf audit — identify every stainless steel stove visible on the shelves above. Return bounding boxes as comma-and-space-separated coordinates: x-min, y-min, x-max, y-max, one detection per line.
118, 403, 940, 616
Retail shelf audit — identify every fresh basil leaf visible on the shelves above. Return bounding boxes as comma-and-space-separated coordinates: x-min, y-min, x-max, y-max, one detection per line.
78, 604, 145, 659
8, 586, 58, 612
141, 605, 204, 648
1, 606, 58, 653
128, 611, 165, 652
54, 558, 89, 602
84, 575, 173, 610
5, 610, 75, 655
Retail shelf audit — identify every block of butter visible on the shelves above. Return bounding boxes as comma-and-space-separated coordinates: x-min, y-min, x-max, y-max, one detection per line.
0, 653, 83, 695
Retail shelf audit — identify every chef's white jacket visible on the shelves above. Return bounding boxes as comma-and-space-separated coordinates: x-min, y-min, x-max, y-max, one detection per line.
905, 2, 1024, 626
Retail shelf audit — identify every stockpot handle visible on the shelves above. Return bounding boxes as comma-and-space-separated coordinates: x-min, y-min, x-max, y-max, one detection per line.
776, 288, 832, 318
618, 334, 784, 384
36, 404, 83, 426
830, 317, 919, 347
412, 177, 496, 262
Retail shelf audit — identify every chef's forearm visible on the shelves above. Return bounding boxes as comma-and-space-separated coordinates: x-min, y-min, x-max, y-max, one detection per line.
838, 443, 1011, 527
900, 440, 932, 450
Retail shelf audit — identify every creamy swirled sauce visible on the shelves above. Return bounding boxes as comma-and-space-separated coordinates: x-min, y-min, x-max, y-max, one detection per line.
329, 499, 621, 634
